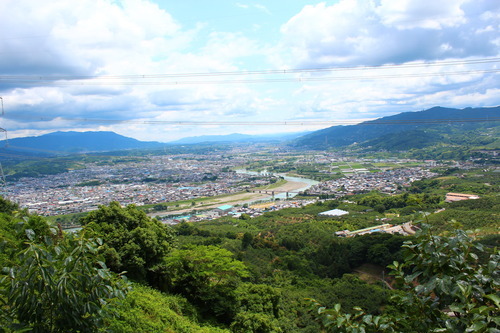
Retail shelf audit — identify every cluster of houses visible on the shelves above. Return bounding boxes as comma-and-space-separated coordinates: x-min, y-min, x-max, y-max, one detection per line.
6, 156, 275, 216
334, 222, 418, 237
307, 167, 438, 197
159, 199, 317, 224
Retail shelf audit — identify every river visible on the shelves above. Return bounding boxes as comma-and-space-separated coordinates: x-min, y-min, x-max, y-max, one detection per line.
235, 169, 319, 200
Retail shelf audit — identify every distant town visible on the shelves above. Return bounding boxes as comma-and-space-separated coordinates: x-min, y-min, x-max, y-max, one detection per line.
5, 149, 454, 222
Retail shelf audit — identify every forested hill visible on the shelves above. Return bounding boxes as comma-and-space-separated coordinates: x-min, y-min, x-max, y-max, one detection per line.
292, 106, 500, 149
6, 131, 164, 155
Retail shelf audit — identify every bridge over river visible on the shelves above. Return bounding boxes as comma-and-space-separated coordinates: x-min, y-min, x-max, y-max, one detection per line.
236, 170, 319, 201
150, 171, 319, 217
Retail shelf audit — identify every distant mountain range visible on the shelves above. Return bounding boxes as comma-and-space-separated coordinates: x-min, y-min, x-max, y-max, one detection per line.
5, 131, 164, 156
3, 106, 498, 158
169, 131, 310, 144
2, 130, 310, 158
292, 106, 500, 150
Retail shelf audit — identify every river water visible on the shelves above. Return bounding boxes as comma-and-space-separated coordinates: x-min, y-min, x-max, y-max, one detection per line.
235, 169, 319, 200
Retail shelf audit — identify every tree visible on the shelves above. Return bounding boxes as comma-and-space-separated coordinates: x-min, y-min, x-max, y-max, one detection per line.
230, 283, 283, 333
81, 202, 175, 288
0, 196, 20, 215
0, 206, 55, 270
239, 213, 251, 221
1, 228, 130, 332
230, 312, 283, 333
104, 283, 229, 333
310, 227, 500, 332
242, 232, 254, 249
165, 245, 249, 321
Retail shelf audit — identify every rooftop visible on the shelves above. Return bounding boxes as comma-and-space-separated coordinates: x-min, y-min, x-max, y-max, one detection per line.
217, 204, 233, 211
319, 209, 349, 217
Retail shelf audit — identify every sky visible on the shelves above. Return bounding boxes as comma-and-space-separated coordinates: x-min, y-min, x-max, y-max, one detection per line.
0, 0, 499, 142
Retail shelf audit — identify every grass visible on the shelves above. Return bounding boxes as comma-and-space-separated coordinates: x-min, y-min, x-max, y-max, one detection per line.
349, 163, 365, 169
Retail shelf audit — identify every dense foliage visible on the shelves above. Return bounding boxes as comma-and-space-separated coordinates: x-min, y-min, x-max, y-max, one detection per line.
0, 165, 498, 332
105, 283, 229, 333
0, 210, 130, 332
81, 202, 175, 288
311, 227, 500, 332
165, 245, 250, 322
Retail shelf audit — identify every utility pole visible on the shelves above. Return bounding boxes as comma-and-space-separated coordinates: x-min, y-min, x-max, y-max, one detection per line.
0, 97, 8, 197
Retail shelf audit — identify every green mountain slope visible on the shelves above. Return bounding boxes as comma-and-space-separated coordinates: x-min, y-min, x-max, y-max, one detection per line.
6, 131, 164, 156
360, 126, 499, 152
292, 106, 500, 149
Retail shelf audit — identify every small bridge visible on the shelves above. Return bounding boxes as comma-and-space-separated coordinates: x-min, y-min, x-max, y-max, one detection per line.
251, 190, 303, 198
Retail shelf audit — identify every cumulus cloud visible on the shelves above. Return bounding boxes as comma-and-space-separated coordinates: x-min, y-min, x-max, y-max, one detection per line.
0, 0, 498, 142
0, 0, 179, 77
266, 0, 500, 125
0, 0, 273, 140
279, 0, 499, 67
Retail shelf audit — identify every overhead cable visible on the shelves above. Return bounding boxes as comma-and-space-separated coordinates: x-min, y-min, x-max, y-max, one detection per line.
6, 116, 499, 126
0, 58, 498, 86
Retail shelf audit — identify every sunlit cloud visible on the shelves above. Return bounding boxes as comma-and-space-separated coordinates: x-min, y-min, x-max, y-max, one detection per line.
0, 0, 498, 141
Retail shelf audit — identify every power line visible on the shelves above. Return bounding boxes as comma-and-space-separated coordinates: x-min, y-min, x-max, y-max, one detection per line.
0, 58, 498, 86
1, 57, 498, 79
1, 116, 497, 158
2, 69, 498, 86
6, 116, 499, 126
6, 145, 67, 155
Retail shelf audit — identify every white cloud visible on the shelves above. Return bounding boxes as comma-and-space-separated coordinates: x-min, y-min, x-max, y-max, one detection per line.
376, 0, 467, 30
278, 0, 499, 67
0, 0, 276, 140
0, 0, 498, 142
202, 32, 261, 64
0, 0, 180, 76
236, 3, 249, 9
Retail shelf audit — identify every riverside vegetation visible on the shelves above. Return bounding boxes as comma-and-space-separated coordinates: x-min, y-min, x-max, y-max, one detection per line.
0, 167, 498, 332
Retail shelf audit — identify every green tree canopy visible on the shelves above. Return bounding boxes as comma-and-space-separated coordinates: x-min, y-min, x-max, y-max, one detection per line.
311, 227, 500, 332
81, 201, 175, 288
165, 245, 250, 321
0, 196, 20, 215
1, 228, 130, 332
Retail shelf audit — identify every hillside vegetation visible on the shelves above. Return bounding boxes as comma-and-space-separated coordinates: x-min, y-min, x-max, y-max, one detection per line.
293, 106, 500, 160
0, 167, 498, 332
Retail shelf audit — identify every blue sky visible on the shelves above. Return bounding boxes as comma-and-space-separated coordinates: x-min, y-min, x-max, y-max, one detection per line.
0, 0, 498, 142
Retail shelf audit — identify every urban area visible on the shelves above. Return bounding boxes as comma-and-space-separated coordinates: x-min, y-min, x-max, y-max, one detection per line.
6, 150, 445, 225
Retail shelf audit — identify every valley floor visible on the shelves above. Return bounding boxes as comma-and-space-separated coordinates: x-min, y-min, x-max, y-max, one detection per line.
151, 179, 308, 216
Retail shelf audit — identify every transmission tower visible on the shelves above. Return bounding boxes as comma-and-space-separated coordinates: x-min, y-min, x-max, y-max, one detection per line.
0, 97, 8, 197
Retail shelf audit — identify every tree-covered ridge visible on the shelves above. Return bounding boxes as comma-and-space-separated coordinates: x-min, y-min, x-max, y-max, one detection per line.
5, 131, 164, 157
359, 125, 499, 151
293, 106, 500, 149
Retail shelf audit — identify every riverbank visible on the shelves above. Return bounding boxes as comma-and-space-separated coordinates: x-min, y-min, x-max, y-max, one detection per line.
150, 178, 310, 217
